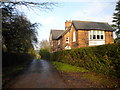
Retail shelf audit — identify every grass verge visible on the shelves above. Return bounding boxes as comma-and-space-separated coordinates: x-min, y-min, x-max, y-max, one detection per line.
3, 65, 26, 78
2, 63, 30, 88
52, 61, 89, 72
52, 61, 119, 88
82, 73, 119, 87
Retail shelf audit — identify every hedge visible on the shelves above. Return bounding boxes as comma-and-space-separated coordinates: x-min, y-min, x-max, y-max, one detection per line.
2, 52, 34, 67
50, 43, 120, 77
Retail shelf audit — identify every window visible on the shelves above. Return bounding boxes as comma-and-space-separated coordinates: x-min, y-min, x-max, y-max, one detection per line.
93, 35, 96, 39
73, 31, 76, 42
101, 35, 103, 39
66, 37, 69, 43
97, 35, 100, 39
65, 45, 71, 49
58, 40, 60, 45
89, 30, 104, 40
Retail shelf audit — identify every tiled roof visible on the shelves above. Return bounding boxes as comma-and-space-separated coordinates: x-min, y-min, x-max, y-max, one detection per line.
50, 30, 64, 40
72, 21, 113, 31
50, 21, 113, 40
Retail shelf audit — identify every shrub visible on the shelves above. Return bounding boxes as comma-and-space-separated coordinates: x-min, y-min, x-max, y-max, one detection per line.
2, 52, 34, 67
39, 49, 51, 60
51, 43, 120, 77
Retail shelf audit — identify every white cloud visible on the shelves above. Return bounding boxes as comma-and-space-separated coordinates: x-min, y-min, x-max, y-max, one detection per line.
72, 1, 114, 24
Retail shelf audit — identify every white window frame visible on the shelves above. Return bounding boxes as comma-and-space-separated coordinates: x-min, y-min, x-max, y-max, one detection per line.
65, 45, 71, 49
50, 34, 52, 41
58, 40, 60, 45
89, 30, 105, 40
66, 37, 69, 43
73, 31, 76, 42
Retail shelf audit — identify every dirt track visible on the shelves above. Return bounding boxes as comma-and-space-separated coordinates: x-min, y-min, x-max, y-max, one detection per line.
9, 60, 67, 88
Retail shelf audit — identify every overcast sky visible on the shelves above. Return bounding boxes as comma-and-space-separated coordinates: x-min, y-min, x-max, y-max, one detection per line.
17, 0, 118, 49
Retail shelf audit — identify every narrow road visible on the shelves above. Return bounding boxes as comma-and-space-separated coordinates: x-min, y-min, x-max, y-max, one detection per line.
9, 60, 67, 88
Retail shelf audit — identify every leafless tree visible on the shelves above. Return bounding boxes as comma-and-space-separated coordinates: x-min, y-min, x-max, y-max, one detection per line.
39, 40, 50, 51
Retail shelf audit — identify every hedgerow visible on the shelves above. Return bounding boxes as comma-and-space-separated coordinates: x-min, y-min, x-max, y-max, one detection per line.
2, 52, 34, 67
50, 43, 120, 77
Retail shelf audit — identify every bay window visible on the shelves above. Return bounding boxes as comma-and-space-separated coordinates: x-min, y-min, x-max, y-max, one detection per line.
89, 30, 104, 40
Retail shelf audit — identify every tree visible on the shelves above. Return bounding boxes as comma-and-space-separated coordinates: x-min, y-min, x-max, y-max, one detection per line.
112, 0, 120, 40
39, 40, 51, 60
2, 8, 38, 53
1, 1, 57, 53
39, 40, 50, 52
39, 49, 50, 60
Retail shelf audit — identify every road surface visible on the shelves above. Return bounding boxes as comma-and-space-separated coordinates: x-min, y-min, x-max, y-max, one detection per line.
9, 59, 67, 88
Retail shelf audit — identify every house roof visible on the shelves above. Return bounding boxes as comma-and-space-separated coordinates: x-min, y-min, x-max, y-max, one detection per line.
72, 21, 113, 31
51, 21, 113, 40
50, 30, 64, 40
58, 21, 113, 38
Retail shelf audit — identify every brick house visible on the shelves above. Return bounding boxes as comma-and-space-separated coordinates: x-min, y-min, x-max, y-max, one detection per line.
49, 20, 114, 52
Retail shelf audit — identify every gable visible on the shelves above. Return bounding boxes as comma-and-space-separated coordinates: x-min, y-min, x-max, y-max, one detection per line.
50, 30, 64, 40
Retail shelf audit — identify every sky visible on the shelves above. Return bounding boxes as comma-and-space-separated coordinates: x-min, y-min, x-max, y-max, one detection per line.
16, 0, 118, 49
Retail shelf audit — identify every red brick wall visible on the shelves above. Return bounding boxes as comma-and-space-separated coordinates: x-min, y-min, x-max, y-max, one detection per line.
51, 40, 58, 52
65, 20, 72, 30
61, 25, 78, 50
77, 30, 89, 48
105, 31, 114, 44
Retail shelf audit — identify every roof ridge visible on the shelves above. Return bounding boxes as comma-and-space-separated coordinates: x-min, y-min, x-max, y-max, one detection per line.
72, 20, 108, 24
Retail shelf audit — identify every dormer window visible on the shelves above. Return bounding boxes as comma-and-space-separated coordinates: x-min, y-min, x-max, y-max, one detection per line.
66, 37, 69, 43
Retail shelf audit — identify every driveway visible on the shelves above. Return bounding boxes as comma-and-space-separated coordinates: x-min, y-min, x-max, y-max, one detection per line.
9, 60, 67, 88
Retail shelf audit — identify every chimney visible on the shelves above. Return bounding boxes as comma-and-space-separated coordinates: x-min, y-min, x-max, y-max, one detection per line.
65, 20, 72, 30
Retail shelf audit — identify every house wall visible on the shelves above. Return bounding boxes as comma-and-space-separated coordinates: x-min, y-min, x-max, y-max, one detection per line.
105, 31, 114, 44
76, 30, 114, 48
57, 38, 62, 51
77, 30, 89, 48
53, 30, 114, 52
61, 25, 78, 50
61, 31, 70, 49
51, 40, 58, 52
61, 21, 72, 49
71, 25, 78, 48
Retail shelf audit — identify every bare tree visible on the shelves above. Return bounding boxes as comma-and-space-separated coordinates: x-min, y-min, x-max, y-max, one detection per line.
1, 1, 57, 11
1, 0, 57, 52
39, 40, 50, 51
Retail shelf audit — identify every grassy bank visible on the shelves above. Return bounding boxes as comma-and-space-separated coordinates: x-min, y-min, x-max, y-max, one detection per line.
52, 61, 89, 72
52, 61, 120, 88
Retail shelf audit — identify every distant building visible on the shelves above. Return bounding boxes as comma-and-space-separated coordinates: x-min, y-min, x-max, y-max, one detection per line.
49, 20, 114, 52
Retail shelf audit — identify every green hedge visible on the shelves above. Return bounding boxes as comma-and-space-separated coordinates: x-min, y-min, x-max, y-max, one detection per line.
50, 43, 120, 77
39, 49, 51, 60
2, 52, 34, 67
